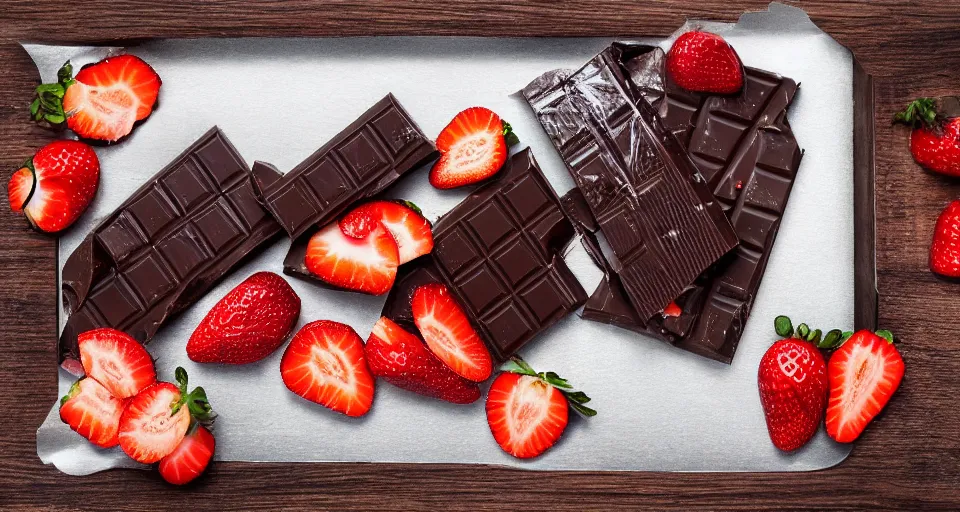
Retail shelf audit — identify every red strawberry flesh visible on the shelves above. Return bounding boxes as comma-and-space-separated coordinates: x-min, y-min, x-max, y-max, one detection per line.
187, 271, 301, 364
365, 316, 480, 404
340, 201, 434, 264
280, 320, 375, 417
430, 107, 507, 189
59, 377, 126, 448
159, 425, 216, 485
825, 330, 904, 443
305, 221, 399, 295
485, 372, 569, 459
78, 327, 156, 399
411, 283, 493, 382
118, 382, 191, 463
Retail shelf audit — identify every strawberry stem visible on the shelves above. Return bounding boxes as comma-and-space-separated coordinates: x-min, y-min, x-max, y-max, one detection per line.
502, 120, 520, 147
31, 61, 75, 129
169, 367, 216, 426
500, 357, 597, 417
894, 98, 939, 129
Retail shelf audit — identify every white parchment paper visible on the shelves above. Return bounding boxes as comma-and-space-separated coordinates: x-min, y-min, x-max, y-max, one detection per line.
33, 3, 856, 475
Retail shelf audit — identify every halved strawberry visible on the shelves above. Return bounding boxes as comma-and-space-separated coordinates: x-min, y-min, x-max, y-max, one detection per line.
59, 377, 126, 448
825, 330, 905, 443
32, 55, 161, 142
485, 358, 595, 459
340, 200, 434, 264
411, 283, 492, 382
118, 367, 214, 464
365, 317, 480, 404
430, 107, 508, 189
280, 320, 375, 417
78, 328, 156, 399
305, 220, 399, 295
158, 425, 216, 486
7, 140, 100, 233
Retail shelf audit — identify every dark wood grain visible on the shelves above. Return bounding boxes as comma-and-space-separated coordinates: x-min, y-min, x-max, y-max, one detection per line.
2, 1, 959, 510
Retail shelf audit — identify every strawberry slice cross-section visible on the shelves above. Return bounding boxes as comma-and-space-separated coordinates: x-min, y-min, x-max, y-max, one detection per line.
429, 107, 508, 189
78, 327, 156, 399
340, 200, 434, 264
280, 320, 376, 417
59, 377, 126, 448
411, 283, 493, 382
305, 220, 399, 295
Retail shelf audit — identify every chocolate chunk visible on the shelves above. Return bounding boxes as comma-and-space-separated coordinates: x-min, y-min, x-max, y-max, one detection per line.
254, 94, 438, 240
573, 44, 804, 364
523, 43, 739, 322
59, 128, 283, 371
381, 148, 587, 361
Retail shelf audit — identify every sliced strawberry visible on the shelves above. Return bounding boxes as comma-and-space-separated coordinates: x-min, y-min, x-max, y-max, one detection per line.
56, 55, 162, 142
59, 377, 126, 448
7, 168, 33, 214
826, 330, 905, 443
430, 107, 508, 189
365, 317, 480, 404
280, 320, 375, 417
340, 200, 434, 264
78, 328, 156, 399
304, 220, 399, 295
8, 140, 99, 233
158, 425, 216, 485
411, 283, 492, 382
118, 367, 214, 464
187, 271, 301, 364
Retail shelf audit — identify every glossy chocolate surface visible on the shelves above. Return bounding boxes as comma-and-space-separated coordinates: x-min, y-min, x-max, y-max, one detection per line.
381, 149, 587, 361
254, 94, 437, 240
523, 44, 739, 322
59, 128, 283, 370
574, 44, 803, 363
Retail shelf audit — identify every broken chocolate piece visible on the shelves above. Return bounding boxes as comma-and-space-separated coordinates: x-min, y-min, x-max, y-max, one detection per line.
59, 128, 283, 372
523, 43, 739, 322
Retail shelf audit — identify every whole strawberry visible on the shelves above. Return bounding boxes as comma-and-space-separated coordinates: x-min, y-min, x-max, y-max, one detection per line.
187, 272, 301, 364
7, 140, 99, 233
666, 31, 744, 94
894, 98, 960, 176
930, 199, 960, 277
757, 316, 828, 452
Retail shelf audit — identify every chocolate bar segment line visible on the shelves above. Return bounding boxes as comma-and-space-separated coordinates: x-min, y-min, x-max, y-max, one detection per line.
59, 127, 283, 369
523, 44, 739, 322
254, 94, 438, 240
381, 148, 588, 362
581, 44, 803, 364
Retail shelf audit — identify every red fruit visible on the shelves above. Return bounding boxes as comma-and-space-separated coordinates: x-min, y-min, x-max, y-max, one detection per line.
757, 337, 828, 452
930, 200, 960, 277
7, 140, 99, 233
118, 367, 214, 464
118, 383, 190, 463
365, 317, 480, 404
663, 301, 682, 317
340, 201, 434, 264
280, 320, 375, 417
187, 271, 301, 364
485, 372, 569, 459
411, 283, 492, 382
159, 425, 216, 485
825, 330, 904, 443
59, 377, 126, 448
430, 107, 508, 189
305, 220, 399, 295
666, 31, 744, 94
32, 55, 161, 142
78, 328, 156, 399
895, 99, 960, 177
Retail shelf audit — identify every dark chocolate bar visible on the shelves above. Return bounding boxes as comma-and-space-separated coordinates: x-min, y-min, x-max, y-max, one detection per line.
522, 44, 738, 322
59, 128, 283, 372
574, 44, 803, 364
254, 94, 437, 240
381, 148, 588, 361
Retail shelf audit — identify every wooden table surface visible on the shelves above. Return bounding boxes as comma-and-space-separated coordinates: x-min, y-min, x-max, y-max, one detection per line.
1, 0, 958, 510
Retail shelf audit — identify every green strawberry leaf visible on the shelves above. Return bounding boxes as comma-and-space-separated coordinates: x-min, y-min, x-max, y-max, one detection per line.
818, 329, 844, 349
774, 315, 793, 338
500, 356, 537, 377
502, 120, 520, 147
876, 329, 895, 344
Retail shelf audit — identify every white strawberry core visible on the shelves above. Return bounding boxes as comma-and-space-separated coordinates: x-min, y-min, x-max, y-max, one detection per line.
837, 343, 886, 415
505, 376, 551, 439
448, 133, 496, 172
